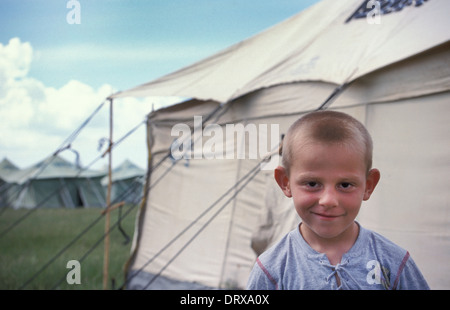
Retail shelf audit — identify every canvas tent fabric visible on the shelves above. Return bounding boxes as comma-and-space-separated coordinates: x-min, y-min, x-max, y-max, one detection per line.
1, 155, 106, 209
101, 159, 145, 204
115, 0, 450, 289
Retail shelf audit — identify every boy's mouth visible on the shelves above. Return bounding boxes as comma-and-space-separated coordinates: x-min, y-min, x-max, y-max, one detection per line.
312, 212, 342, 220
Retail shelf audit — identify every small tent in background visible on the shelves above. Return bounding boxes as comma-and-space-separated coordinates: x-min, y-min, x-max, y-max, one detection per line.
0, 158, 19, 173
1, 155, 106, 209
101, 159, 145, 204
0, 158, 20, 207
111, 0, 450, 289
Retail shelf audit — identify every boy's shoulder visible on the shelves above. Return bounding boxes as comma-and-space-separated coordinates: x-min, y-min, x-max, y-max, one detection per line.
356, 225, 430, 290
257, 227, 304, 265
357, 225, 408, 259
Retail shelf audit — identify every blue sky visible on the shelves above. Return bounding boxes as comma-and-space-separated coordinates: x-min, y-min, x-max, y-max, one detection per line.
0, 0, 320, 169
1, 0, 320, 90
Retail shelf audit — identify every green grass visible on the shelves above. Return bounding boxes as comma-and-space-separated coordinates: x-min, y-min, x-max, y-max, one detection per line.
0, 205, 138, 290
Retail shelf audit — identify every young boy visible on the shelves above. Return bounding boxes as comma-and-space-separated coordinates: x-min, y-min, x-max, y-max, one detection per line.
247, 110, 429, 290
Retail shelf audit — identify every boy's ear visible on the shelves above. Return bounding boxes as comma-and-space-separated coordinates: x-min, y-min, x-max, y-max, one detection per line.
363, 168, 381, 201
274, 166, 292, 198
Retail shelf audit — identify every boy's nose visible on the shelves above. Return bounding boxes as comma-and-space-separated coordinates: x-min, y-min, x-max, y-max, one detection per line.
318, 187, 338, 208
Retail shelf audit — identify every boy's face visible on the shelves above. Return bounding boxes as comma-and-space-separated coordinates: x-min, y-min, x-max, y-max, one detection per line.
275, 140, 380, 242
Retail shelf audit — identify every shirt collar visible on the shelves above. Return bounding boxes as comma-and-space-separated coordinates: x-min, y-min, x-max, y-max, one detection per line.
293, 221, 367, 261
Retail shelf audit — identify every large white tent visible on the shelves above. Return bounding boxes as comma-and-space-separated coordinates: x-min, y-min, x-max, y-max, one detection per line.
111, 0, 450, 289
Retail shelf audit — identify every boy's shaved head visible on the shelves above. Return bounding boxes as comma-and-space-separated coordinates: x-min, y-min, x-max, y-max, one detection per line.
281, 110, 373, 175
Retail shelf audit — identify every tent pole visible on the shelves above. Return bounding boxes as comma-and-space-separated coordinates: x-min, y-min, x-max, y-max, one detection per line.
103, 98, 114, 290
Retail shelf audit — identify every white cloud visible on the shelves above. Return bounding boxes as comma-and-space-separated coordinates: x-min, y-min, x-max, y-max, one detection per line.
42, 80, 112, 130
0, 38, 183, 170
0, 38, 33, 81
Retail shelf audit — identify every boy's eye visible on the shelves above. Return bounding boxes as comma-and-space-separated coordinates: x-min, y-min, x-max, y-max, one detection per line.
339, 182, 354, 190
303, 181, 320, 190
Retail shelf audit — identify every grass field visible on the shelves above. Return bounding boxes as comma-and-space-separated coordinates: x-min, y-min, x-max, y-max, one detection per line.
0, 205, 138, 290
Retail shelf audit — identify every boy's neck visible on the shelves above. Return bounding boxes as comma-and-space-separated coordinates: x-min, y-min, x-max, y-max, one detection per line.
299, 222, 359, 265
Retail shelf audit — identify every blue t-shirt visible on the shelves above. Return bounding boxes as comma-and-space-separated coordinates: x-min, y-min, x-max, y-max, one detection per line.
247, 223, 429, 290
